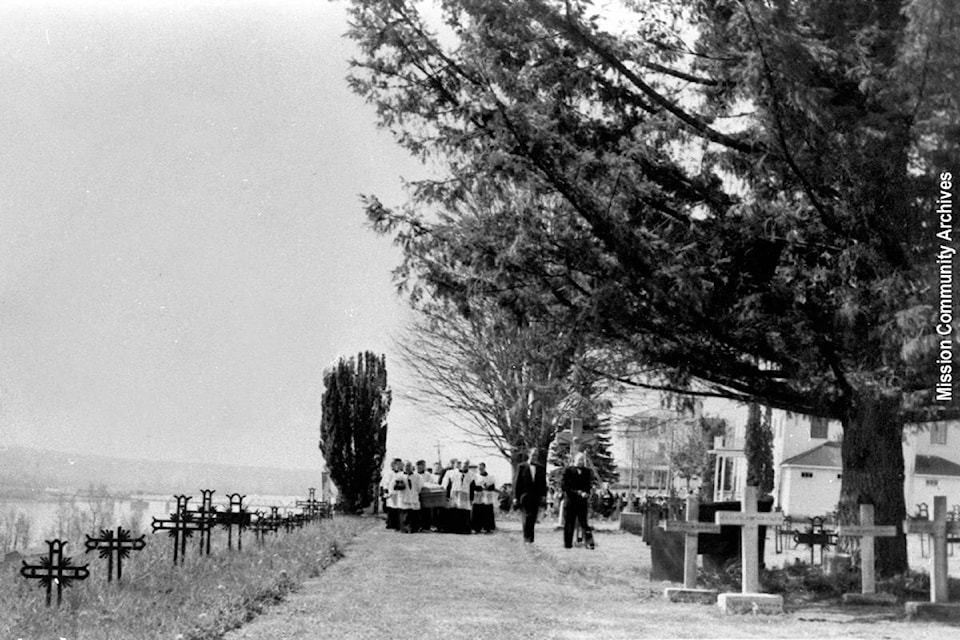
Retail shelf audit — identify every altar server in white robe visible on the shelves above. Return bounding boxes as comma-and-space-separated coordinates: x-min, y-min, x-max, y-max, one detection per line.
472, 462, 497, 533
442, 459, 475, 533
399, 460, 423, 533
383, 458, 405, 530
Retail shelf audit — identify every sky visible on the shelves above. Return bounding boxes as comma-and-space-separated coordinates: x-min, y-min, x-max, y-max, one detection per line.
0, 0, 518, 479
0, 0, 748, 488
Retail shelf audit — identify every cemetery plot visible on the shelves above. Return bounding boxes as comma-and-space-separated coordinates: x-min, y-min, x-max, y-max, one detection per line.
660, 496, 720, 603
903, 495, 960, 614
836, 504, 897, 604
714, 486, 785, 614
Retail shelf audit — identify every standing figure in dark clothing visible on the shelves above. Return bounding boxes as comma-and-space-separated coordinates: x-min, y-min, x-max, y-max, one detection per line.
512, 447, 547, 543
561, 452, 595, 549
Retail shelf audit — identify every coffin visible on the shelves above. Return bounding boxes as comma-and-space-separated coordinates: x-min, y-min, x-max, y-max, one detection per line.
419, 487, 447, 508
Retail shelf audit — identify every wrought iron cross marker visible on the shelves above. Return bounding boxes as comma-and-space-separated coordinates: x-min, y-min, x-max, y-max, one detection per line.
184, 489, 218, 555
297, 488, 326, 521
152, 495, 204, 565
20, 539, 90, 607
219, 493, 250, 550
84, 526, 146, 582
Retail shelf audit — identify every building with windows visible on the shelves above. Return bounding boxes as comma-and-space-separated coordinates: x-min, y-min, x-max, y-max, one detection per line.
709, 406, 960, 518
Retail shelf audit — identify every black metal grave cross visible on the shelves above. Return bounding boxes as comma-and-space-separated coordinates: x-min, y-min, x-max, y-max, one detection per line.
151, 495, 204, 565
20, 539, 90, 607
84, 526, 146, 582
219, 493, 250, 551
297, 488, 325, 521
792, 516, 836, 565
184, 489, 218, 556
249, 510, 280, 544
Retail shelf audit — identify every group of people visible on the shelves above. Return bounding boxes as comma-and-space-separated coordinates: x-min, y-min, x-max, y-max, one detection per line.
379, 457, 499, 534
379, 447, 599, 550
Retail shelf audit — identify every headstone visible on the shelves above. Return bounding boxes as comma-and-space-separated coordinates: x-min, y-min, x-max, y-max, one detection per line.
84, 526, 146, 582
661, 496, 720, 604
20, 540, 90, 607
836, 504, 897, 605
714, 486, 784, 614
904, 495, 960, 620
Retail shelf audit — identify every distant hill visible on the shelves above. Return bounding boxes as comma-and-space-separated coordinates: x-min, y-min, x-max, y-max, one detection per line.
0, 446, 324, 498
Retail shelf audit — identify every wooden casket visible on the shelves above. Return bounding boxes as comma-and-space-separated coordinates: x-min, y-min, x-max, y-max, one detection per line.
419, 486, 447, 508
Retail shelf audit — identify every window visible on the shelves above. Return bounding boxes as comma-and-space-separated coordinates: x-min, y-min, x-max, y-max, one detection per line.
926, 479, 940, 487
836, 474, 842, 480
801, 472, 814, 479
810, 416, 829, 439
931, 423, 948, 445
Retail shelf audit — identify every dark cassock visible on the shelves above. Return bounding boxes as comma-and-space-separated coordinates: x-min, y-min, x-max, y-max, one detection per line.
472, 463, 497, 533
561, 453, 595, 549
512, 448, 547, 543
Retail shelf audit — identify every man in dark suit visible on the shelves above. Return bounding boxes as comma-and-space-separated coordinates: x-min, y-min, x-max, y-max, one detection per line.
513, 447, 547, 543
561, 452, 595, 549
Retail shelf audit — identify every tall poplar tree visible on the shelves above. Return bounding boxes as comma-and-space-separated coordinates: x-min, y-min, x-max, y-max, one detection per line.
319, 352, 391, 513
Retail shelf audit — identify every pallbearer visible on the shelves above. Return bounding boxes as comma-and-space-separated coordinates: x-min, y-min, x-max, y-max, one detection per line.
472, 462, 497, 533
415, 460, 433, 532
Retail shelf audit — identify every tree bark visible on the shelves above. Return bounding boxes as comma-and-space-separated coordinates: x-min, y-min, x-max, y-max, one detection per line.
839, 389, 908, 576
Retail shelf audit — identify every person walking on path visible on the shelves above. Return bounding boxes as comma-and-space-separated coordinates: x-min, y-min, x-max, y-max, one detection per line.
513, 447, 547, 543
561, 452, 595, 549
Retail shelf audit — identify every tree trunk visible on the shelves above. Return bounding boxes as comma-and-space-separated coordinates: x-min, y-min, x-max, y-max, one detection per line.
839, 388, 907, 577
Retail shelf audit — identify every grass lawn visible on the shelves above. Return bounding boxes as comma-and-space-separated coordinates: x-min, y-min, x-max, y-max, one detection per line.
222, 517, 959, 640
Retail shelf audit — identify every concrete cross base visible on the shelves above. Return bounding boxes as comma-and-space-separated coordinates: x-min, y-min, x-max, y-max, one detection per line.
841, 592, 897, 606
716, 593, 784, 615
664, 587, 718, 604
905, 602, 960, 621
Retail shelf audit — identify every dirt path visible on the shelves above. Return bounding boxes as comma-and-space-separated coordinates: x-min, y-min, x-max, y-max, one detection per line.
225, 518, 953, 639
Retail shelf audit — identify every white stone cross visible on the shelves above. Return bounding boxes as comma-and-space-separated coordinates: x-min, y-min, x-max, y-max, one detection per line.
903, 495, 960, 603
715, 485, 783, 593
837, 504, 897, 595
555, 418, 596, 452
661, 495, 720, 589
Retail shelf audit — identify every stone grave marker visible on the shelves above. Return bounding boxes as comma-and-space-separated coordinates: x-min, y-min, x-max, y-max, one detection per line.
660, 495, 720, 604
713, 485, 784, 614
20, 540, 90, 607
554, 418, 596, 455
903, 495, 960, 620
836, 504, 897, 605
84, 526, 146, 582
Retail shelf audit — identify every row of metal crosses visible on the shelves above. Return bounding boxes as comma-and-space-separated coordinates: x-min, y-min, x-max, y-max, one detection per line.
20, 488, 326, 607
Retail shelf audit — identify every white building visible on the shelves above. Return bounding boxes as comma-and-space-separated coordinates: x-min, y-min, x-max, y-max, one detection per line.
710, 406, 960, 518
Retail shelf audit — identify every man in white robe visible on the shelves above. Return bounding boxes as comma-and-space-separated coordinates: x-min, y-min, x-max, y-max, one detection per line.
472, 462, 497, 533
399, 460, 423, 533
383, 458, 404, 530
442, 459, 475, 533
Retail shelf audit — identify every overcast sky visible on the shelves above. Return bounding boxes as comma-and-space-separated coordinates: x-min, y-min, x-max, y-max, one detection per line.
0, 0, 513, 478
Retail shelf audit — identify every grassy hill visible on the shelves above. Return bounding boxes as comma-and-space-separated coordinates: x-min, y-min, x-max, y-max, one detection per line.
0, 445, 323, 498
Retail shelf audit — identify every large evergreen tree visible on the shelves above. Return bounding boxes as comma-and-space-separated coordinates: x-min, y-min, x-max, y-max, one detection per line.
319, 352, 391, 513
347, 0, 959, 574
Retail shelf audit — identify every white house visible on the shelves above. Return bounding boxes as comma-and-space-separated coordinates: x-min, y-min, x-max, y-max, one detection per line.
710, 406, 960, 518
